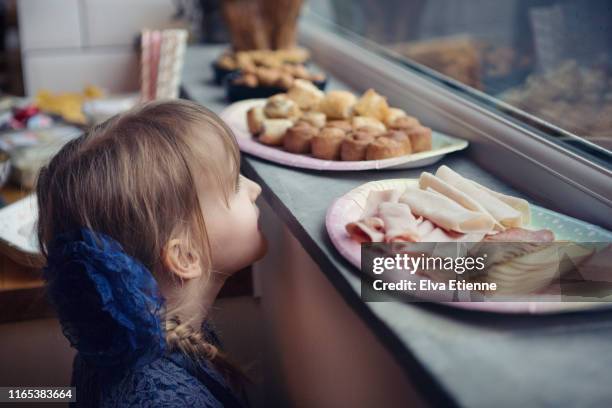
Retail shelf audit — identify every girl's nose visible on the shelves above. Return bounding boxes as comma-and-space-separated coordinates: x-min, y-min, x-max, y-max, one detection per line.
247, 177, 262, 200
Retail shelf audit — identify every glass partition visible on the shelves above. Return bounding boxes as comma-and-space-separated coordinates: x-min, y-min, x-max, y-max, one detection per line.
306, 0, 612, 165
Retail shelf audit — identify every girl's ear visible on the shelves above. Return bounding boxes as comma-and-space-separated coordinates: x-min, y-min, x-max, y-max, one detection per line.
162, 239, 203, 280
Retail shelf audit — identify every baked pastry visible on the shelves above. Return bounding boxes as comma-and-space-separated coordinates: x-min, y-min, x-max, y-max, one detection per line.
257, 67, 282, 87
354, 89, 389, 121
258, 119, 294, 146
341, 131, 377, 161
356, 126, 385, 137
366, 137, 406, 160
389, 115, 420, 130
325, 120, 353, 132
284, 123, 319, 154
300, 111, 326, 128
405, 126, 433, 153
276, 73, 294, 89
287, 79, 325, 110
384, 108, 407, 126
318, 90, 357, 119
311, 127, 346, 160
380, 130, 412, 154
264, 94, 301, 120
247, 106, 266, 135
232, 64, 326, 90
352, 116, 386, 133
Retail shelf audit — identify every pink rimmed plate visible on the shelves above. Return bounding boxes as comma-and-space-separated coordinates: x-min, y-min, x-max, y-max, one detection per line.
326, 179, 612, 314
219, 99, 469, 171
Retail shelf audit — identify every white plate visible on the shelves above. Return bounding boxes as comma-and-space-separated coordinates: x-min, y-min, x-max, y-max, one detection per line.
326, 179, 612, 314
219, 99, 469, 171
0, 194, 43, 267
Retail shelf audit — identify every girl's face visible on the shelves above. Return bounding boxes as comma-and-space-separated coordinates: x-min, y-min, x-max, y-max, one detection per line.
203, 174, 267, 276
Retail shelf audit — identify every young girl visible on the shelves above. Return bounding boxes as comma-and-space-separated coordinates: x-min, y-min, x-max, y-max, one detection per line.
36, 99, 266, 407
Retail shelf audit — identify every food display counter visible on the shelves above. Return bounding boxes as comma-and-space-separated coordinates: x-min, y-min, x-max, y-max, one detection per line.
181, 45, 612, 408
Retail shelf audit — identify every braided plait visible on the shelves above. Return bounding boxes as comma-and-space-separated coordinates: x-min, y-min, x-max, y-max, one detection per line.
164, 316, 247, 388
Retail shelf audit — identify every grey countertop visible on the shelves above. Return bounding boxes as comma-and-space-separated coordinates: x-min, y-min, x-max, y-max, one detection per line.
182, 45, 612, 408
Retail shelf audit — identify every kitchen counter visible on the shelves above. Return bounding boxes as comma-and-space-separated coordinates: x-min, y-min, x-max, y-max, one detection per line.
182, 45, 612, 408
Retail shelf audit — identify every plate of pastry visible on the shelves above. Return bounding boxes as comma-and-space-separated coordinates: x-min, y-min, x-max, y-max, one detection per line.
219, 81, 468, 171
212, 48, 311, 85
225, 66, 327, 102
326, 165, 612, 313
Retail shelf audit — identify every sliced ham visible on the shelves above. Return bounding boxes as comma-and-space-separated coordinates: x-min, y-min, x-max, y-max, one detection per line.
468, 180, 531, 225
362, 189, 403, 218
344, 167, 545, 248
419, 172, 502, 230
378, 202, 420, 242
435, 165, 527, 228
346, 217, 385, 243
416, 219, 436, 237
399, 187, 495, 233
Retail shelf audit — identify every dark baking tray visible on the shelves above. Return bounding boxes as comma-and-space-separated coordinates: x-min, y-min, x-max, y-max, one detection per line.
224, 72, 327, 102
212, 61, 238, 85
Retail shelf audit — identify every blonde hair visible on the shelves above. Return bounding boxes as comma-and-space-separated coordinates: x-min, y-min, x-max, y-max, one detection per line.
37, 99, 243, 381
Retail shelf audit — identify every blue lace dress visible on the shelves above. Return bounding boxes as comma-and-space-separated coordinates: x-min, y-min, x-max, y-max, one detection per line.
71, 349, 244, 408
43, 229, 246, 408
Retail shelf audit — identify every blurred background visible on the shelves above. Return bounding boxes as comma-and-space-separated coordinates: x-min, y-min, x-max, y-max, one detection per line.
0, 1, 610, 407
0, 0, 608, 147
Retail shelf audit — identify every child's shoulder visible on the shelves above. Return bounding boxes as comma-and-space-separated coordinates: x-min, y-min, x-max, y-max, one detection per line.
102, 355, 225, 408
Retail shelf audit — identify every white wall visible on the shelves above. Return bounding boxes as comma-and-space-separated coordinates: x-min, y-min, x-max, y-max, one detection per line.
17, 0, 176, 95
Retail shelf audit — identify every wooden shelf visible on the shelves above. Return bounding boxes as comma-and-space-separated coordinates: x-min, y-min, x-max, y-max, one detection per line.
1, 184, 31, 205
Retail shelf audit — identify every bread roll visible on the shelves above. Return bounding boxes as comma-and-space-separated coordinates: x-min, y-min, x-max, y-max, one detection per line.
300, 111, 326, 128
366, 137, 406, 160
287, 79, 325, 110
341, 131, 376, 161
405, 126, 432, 152
389, 115, 420, 130
276, 73, 294, 89
325, 120, 352, 132
354, 89, 389, 121
284, 123, 318, 154
311, 127, 346, 160
355, 126, 385, 137
247, 106, 266, 135
352, 116, 386, 133
258, 119, 293, 146
257, 67, 281, 86
264, 94, 301, 120
380, 130, 412, 154
319, 90, 357, 119
384, 107, 407, 126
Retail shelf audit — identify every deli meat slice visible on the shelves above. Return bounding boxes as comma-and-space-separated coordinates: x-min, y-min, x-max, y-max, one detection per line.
483, 228, 554, 242
419, 172, 501, 230
468, 181, 531, 225
346, 217, 385, 243
378, 202, 420, 242
416, 219, 436, 237
362, 189, 403, 218
399, 187, 495, 233
435, 166, 528, 228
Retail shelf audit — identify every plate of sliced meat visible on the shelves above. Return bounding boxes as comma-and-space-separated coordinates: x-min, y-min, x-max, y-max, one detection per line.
326, 165, 612, 313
